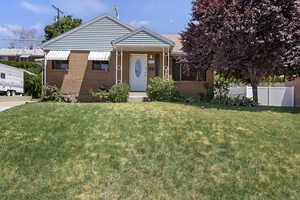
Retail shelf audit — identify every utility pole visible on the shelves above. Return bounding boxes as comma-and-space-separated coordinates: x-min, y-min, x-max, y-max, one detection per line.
52, 5, 64, 23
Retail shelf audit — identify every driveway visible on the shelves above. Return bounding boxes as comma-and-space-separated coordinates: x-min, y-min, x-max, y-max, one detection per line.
0, 101, 29, 112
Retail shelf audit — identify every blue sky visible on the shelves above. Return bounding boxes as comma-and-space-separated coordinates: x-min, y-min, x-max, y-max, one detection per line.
0, 0, 193, 48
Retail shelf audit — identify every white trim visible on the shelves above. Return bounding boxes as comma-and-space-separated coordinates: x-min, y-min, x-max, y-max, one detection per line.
45, 51, 70, 60
121, 48, 123, 83
88, 51, 111, 61
116, 49, 118, 84
41, 14, 135, 49
44, 57, 47, 86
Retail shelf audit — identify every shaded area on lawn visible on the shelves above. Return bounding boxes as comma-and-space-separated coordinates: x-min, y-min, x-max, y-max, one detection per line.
183, 102, 300, 114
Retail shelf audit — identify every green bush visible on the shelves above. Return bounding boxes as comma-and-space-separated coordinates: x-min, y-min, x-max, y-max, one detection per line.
0, 61, 42, 74
211, 95, 257, 107
147, 77, 179, 102
42, 86, 64, 102
108, 83, 130, 103
24, 73, 42, 98
90, 89, 110, 102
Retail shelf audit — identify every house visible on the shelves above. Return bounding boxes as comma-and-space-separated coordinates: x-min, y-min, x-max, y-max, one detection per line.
0, 48, 44, 62
41, 14, 213, 101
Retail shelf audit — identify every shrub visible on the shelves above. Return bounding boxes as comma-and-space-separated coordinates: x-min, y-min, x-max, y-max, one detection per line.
211, 95, 257, 107
24, 73, 42, 98
108, 83, 130, 103
90, 90, 110, 102
147, 77, 179, 102
42, 86, 64, 102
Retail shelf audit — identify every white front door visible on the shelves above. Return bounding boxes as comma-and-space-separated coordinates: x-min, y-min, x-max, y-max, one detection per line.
130, 54, 148, 91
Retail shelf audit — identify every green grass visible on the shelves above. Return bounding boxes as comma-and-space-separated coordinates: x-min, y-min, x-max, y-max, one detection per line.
0, 102, 300, 200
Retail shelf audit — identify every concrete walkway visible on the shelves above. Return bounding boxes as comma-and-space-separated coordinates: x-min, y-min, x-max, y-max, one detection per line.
0, 99, 40, 112
0, 101, 28, 112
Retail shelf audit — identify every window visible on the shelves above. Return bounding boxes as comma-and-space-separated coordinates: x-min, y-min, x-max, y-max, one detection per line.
52, 60, 69, 70
92, 61, 109, 71
1, 73, 5, 79
172, 59, 206, 81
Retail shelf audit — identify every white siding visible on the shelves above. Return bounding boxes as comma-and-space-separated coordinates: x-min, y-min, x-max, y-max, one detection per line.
117, 31, 170, 46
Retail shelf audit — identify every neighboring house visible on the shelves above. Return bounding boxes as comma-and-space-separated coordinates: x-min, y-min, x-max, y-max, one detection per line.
41, 14, 213, 101
0, 48, 44, 62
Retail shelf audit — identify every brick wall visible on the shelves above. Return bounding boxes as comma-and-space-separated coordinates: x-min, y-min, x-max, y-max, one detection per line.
46, 50, 214, 101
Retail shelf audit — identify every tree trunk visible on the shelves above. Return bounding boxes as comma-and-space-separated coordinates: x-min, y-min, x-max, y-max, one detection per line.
251, 83, 258, 104
248, 67, 260, 104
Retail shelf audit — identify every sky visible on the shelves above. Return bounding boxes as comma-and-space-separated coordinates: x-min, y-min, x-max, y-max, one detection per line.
0, 0, 193, 48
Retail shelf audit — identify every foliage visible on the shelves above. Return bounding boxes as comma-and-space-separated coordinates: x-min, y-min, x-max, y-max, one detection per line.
42, 86, 64, 102
182, 0, 300, 103
0, 61, 42, 74
90, 89, 110, 102
24, 73, 42, 98
211, 95, 257, 107
147, 77, 180, 102
262, 76, 285, 85
0, 61, 42, 97
1, 103, 300, 199
108, 84, 130, 103
44, 16, 82, 41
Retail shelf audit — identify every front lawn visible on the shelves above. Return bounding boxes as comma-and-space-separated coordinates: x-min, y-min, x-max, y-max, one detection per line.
0, 103, 300, 199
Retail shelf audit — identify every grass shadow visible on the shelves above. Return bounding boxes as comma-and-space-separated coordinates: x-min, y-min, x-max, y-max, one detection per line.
172, 102, 300, 114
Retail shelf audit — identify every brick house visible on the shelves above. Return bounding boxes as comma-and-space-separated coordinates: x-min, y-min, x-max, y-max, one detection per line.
41, 14, 213, 101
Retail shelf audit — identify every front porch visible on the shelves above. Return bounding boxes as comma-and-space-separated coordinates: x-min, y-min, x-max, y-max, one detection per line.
113, 48, 172, 91
112, 27, 175, 91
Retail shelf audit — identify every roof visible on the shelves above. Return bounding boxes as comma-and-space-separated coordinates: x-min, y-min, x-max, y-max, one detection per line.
41, 14, 135, 51
0, 48, 44, 57
0, 63, 36, 75
112, 27, 175, 47
162, 34, 184, 54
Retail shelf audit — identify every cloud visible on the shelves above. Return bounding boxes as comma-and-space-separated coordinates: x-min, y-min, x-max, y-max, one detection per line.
0, 24, 42, 39
21, 1, 51, 14
53, 0, 107, 16
0, 25, 23, 37
169, 19, 175, 24
129, 20, 151, 28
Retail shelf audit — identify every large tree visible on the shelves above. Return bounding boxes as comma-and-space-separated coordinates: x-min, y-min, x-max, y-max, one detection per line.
181, 0, 300, 102
44, 15, 82, 42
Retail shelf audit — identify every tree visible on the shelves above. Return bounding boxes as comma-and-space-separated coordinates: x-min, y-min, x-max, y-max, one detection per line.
44, 15, 82, 41
181, 0, 300, 103
9, 28, 42, 49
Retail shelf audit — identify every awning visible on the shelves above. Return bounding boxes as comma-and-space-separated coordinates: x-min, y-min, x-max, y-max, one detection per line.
46, 51, 70, 60
88, 51, 111, 61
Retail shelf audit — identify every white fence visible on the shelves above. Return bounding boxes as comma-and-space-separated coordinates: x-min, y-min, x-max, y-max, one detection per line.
229, 86, 295, 107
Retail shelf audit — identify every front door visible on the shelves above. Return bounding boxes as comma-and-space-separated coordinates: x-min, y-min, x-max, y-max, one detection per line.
130, 54, 148, 91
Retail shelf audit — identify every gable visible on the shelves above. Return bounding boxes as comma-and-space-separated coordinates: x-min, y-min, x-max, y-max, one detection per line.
114, 29, 174, 47
42, 16, 133, 51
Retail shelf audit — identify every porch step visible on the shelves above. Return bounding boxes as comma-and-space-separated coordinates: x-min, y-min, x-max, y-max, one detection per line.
128, 92, 148, 103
